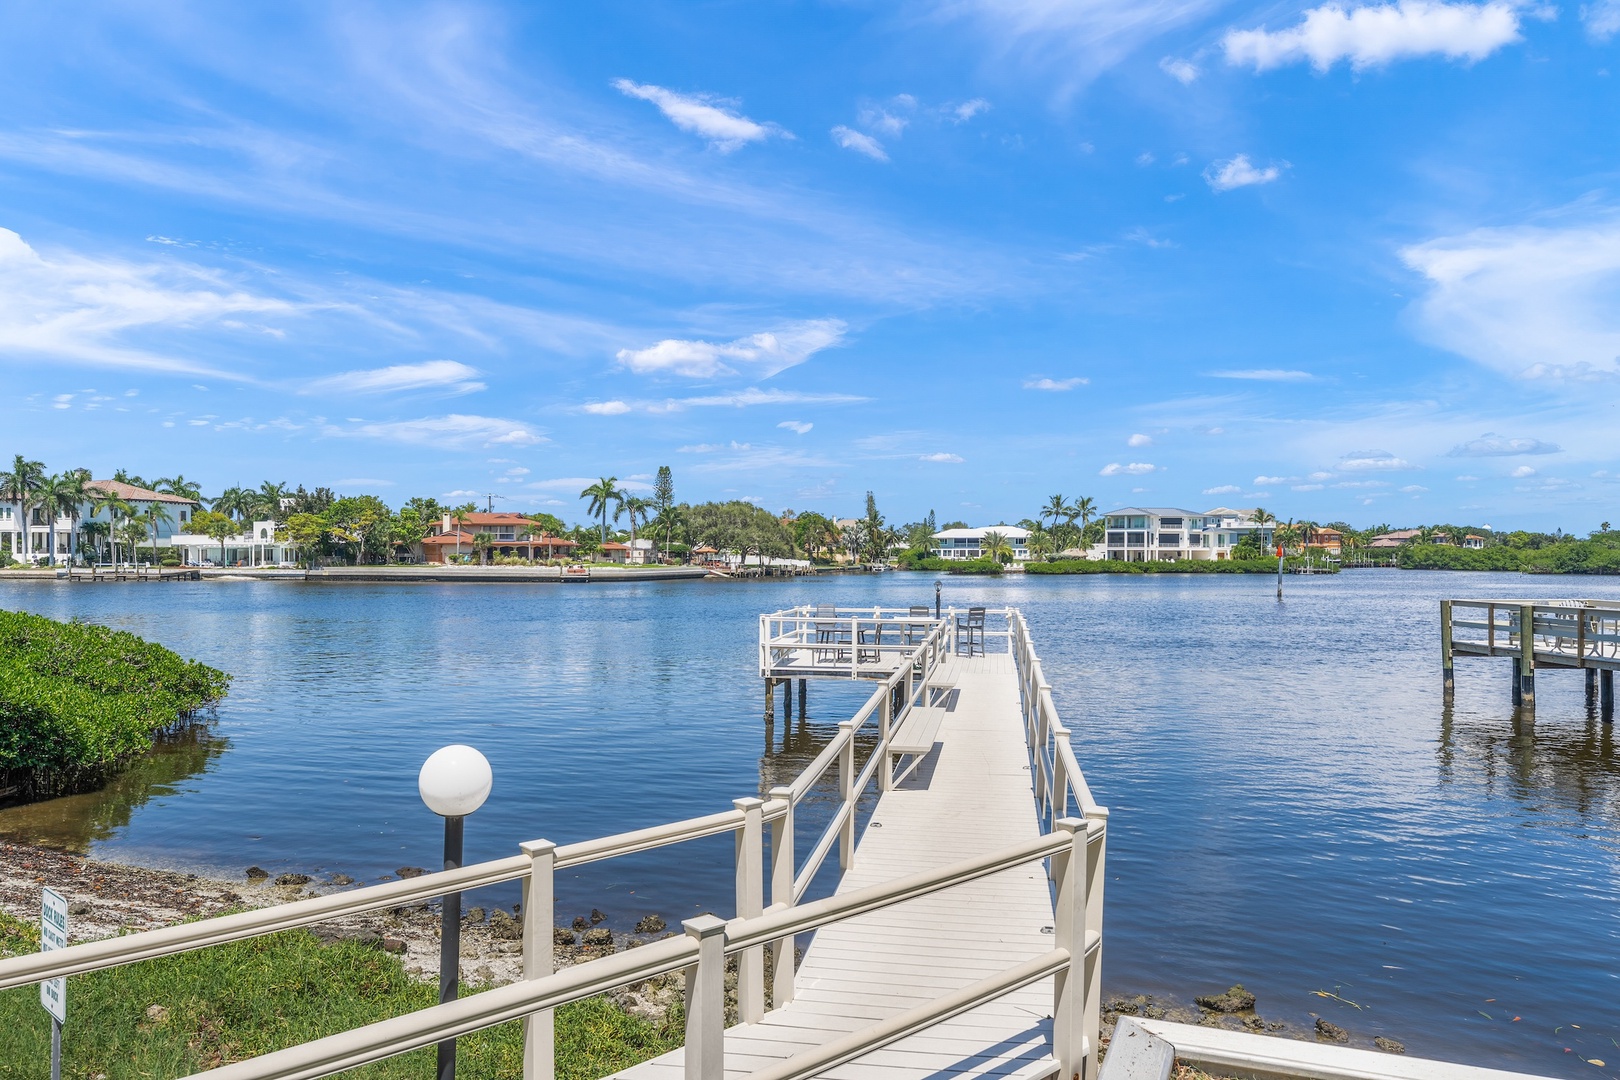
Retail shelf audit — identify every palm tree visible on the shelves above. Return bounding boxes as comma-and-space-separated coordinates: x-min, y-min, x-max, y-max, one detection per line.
473, 532, 494, 565
79, 520, 110, 565
253, 481, 289, 521
580, 477, 623, 547
1027, 524, 1054, 561
1069, 496, 1096, 532
1, 455, 45, 562
451, 508, 471, 562
90, 490, 134, 570
210, 486, 255, 523
36, 472, 86, 567
155, 475, 204, 502
981, 530, 1014, 564
117, 520, 148, 564
616, 494, 653, 548
1041, 494, 1068, 530
1250, 507, 1276, 550
142, 503, 175, 565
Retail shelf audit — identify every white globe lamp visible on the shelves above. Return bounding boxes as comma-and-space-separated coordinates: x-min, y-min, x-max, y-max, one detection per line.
418, 744, 492, 819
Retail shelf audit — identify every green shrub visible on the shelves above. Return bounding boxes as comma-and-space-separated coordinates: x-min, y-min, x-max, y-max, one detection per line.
1027, 558, 1291, 575
0, 610, 230, 800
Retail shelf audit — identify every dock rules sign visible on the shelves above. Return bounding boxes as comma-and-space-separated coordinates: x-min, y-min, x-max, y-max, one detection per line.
40, 887, 67, 1023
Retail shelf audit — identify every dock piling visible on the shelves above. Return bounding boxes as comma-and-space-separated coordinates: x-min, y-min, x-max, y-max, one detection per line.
783, 679, 793, 723
797, 679, 806, 718
1603, 670, 1615, 722
1440, 600, 1454, 694
764, 679, 775, 723
1517, 604, 1536, 710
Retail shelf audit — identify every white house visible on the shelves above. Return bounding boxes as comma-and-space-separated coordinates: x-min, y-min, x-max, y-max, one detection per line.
170, 519, 298, 567
2, 479, 199, 565
1099, 507, 1277, 562
931, 525, 1032, 562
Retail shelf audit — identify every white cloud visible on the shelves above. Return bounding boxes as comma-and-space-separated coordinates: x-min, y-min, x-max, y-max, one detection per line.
831, 126, 889, 161
1204, 484, 1241, 495
1160, 56, 1200, 82
1224, 1, 1522, 72
1401, 212, 1620, 379
1307, 471, 1334, 481
1449, 432, 1561, 456
616, 319, 846, 379
1293, 483, 1325, 491
324, 413, 545, 448
1255, 474, 1294, 485
1204, 155, 1284, 192
1585, 0, 1620, 39
1128, 433, 1153, 447
778, 420, 813, 434
1100, 462, 1158, 475
1456, 474, 1481, 481
1339, 449, 1414, 471
305, 360, 484, 396
1209, 368, 1313, 381
1401, 484, 1429, 492
679, 441, 753, 454
1023, 376, 1089, 391
1510, 465, 1537, 478
920, 452, 964, 463
579, 400, 631, 416
648, 387, 867, 412
612, 79, 788, 151
1136, 151, 1157, 166
952, 98, 992, 122
859, 96, 916, 136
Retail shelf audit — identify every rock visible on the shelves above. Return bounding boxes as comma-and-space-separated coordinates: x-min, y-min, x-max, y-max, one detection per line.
144, 1004, 170, 1023
463, 906, 485, 925
273, 873, 311, 887
554, 928, 576, 946
1375, 1036, 1406, 1054
381, 937, 407, 954
488, 910, 522, 941
397, 867, 426, 879
68, 901, 91, 916
634, 914, 667, 934
330, 873, 355, 886
582, 927, 613, 947
572, 915, 590, 931
1195, 985, 1256, 1013
245, 866, 269, 881
590, 908, 607, 925
1315, 1018, 1349, 1043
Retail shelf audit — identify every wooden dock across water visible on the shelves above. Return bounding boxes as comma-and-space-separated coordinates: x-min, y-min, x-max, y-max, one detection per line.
1442, 598, 1619, 717
620, 644, 1066, 1080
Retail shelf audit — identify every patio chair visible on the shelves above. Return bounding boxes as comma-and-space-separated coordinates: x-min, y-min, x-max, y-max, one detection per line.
813, 603, 848, 664
905, 605, 931, 645
957, 606, 986, 657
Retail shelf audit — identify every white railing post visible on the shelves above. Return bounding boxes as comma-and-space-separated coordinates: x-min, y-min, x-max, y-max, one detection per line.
850, 616, 860, 677
838, 720, 857, 868
879, 680, 894, 793
1050, 722, 1070, 821
768, 785, 796, 1010
683, 914, 728, 1080
1082, 810, 1108, 1080
520, 839, 556, 1080
1033, 683, 1051, 815
734, 797, 766, 1024
1051, 818, 1086, 1080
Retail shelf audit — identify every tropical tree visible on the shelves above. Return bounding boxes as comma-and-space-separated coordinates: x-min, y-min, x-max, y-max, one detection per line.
141, 502, 175, 566
277, 513, 329, 568
393, 508, 429, 562
0, 455, 45, 561
1273, 521, 1300, 556
473, 532, 494, 565
210, 486, 255, 522
36, 472, 86, 567
580, 477, 623, 547
155, 475, 204, 502
117, 519, 148, 563
79, 519, 110, 564
112, 467, 151, 488
90, 490, 135, 570
450, 508, 471, 561
1041, 494, 1069, 529
840, 522, 864, 564
1026, 524, 1054, 561
617, 494, 654, 547
981, 530, 1014, 564
253, 481, 290, 520
1069, 496, 1096, 532
191, 510, 239, 566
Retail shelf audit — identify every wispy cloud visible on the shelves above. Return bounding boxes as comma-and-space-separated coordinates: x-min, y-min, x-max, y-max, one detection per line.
579, 387, 867, 415
831, 125, 889, 161
1339, 449, 1414, 471
324, 413, 545, 448
859, 95, 916, 136
579, 400, 632, 416
1204, 484, 1241, 494
1510, 465, 1537, 478
1159, 56, 1200, 83
1448, 432, 1562, 456
612, 79, 789, 151
1224, 0, 1523, 72
1204, 155, 1285, 192
920, 452, 964, 463
616, 319, 847, 379
1209, 368, 1313, 381
1100, 462, 1158, 475
1128, 433, 1153, 446
778, 420, 813, 434
1023, 376, 1089, 391
952, 98, 992, 121
305, 360, 484, 396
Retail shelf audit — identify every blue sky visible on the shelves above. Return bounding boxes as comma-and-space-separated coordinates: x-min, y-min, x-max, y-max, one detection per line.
3, 0, 1618, 530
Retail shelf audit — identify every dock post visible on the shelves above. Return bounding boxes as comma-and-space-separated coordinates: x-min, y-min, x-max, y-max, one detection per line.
764, 678, 775, 723
767, 785, 796, 1009
1602, 670, 1615, 721
879, 683, 894, 794
1510, 661, 1522, 707
837, 720, 856, 869
733, 797, 766, 1024
798, 678, 806, 718
1587, 668, 1599, 706
682, 915, 728, 1080
1440, 600, 1454, 695
782, 678, 792, 723
1518, 604, 1536, 710
520, 840, 557, 1080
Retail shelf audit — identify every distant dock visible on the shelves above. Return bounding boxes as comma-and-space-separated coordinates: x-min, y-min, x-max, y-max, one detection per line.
1441, 598, 1618, 716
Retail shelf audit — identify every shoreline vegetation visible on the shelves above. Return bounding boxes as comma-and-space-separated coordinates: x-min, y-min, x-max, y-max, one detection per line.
0, 610, 229, 804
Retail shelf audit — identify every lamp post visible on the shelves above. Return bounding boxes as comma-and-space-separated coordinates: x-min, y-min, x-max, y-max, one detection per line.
934, 579, 942, 620
418, 744, 493, 1080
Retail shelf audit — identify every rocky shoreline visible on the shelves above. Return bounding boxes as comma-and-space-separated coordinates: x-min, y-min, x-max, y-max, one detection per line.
4, 843, 1407, 1050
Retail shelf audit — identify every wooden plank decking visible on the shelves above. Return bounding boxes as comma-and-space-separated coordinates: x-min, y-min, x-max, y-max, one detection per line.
618, 651, 1058, 1080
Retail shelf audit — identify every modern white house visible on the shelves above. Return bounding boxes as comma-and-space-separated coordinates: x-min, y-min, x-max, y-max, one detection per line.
931, 526, 1032, 562
2, 480, 199, 564
170, 519, 298, 567
1098, 506, 1277, 561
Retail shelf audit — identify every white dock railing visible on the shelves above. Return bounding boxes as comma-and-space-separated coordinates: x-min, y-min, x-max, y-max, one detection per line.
1445, 598, 1620, 666
0, 608, 1108, 1080
759, 605, 1009, 679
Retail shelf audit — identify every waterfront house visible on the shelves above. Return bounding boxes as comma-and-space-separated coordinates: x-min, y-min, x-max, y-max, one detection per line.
930, 525, 1032, 562
1303, 526, 1344, 558
1366, 529, 1423, 549
170, 519, 296, 567
1099, 506, 1277, 561
419, 512, 578, 563
599, 541, 630, 563
2, 480, 199, 564
1463, 533, 1486, 549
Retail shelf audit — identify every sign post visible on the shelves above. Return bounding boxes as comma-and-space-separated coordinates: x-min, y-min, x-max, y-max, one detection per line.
41, 888, 67, 1080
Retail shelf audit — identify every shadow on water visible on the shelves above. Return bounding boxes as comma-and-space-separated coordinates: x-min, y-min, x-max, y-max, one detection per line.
1439, 700, 1620, 821
0, 722, 230, 853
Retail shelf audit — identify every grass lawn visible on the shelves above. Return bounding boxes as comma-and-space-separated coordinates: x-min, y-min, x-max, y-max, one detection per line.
0, 911, 682, 1080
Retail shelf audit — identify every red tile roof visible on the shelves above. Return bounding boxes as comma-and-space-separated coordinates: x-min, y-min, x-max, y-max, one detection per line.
88, 480, 199, 505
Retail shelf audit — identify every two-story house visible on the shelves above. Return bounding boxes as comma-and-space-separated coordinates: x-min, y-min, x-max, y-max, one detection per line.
930, 525, 1032, 562
1100, 507, 1277, 561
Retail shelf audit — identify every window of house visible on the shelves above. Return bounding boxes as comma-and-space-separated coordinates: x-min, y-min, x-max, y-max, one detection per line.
1126, 532, 1145, 546
1160, 518, 1183, 529
1159, 533, 1181, 546
1106, 531, 1125, 545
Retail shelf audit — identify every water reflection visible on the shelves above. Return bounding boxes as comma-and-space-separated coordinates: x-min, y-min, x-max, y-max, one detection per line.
1439, 701, 1620, 821
0, 722, 229, 852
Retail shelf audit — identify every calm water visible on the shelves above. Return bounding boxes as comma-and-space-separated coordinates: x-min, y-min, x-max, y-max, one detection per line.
2, 573, 1618, 1075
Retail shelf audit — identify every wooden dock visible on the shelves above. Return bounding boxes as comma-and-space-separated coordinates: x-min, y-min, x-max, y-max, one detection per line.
1441, 598, 1618, 716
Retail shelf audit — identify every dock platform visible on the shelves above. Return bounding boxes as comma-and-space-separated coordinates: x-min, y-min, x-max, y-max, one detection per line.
1441, 598, 1619, 715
